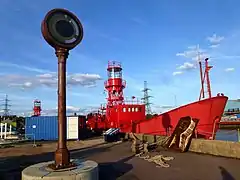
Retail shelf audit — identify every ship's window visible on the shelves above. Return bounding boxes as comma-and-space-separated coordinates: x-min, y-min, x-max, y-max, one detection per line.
132, 108, 135, 112
115, 108, 118, 112
108, 71, 114, 78
114, 71, 122, 78
108, 70, 122, 78
135, 107, 138, 112
123, 108, 126, 112
128, 108, 131, 112
139, 107, 141, 112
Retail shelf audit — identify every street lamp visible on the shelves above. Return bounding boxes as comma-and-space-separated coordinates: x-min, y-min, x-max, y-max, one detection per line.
41, 8, 83, 169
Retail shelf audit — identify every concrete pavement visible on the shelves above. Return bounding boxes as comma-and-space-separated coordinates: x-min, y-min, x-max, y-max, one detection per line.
0, 140, 239, 180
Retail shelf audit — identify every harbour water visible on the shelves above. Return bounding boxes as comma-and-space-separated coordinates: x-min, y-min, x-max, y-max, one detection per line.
215, 129, 239, 142
216, 99, 240, 142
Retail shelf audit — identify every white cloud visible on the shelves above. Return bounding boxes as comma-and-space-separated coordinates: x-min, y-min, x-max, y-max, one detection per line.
67, 106, 80, 112
225, 68, 235, 72
69, 92, 91, 97
177, 62, 196, 70
41, 105, 99, 116
0, 72, 102, 90
172, 71, 183, 76
0, 61, 50, 73
206, 34, 224, 44
209, 44, 220, 48
173, 48, 204, 76
15, 104, 101, 117
176, 45, 208, 61
173, 61, 197, 77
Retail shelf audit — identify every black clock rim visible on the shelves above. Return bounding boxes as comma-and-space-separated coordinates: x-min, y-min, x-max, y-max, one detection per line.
47, 14, 77, 44
43, 9, 83, 49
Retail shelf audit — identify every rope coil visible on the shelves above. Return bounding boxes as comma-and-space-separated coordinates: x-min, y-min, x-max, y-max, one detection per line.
130, 133, 174, 168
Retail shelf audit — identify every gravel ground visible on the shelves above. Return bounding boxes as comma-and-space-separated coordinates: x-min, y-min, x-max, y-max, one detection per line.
0, 138, 239, 180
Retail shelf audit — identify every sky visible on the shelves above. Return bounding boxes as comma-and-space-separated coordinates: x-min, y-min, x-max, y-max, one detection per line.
0, 0, 240, 116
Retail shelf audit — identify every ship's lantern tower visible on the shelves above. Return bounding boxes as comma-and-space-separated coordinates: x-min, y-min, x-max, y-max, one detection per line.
33, 99, 41, 116
104, 61, 126, 106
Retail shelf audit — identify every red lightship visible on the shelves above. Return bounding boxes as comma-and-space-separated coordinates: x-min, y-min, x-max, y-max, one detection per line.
33, 99, 41, 117
86, 61, 145, 133
87, 58, 228, 140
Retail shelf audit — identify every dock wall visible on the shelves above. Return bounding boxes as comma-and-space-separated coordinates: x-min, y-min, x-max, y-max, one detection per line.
124, 133, 240, 159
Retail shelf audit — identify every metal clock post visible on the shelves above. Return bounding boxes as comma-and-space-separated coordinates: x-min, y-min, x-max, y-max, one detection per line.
41, 8, 83, 169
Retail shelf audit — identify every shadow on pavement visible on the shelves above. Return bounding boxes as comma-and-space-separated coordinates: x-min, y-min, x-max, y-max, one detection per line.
0, 142, 118, 180
98, 155, 135, 180
219, 166, 235, 180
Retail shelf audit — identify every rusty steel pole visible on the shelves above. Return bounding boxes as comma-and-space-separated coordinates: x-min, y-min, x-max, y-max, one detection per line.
41, 8, 83, 169
54, 48, 70, 168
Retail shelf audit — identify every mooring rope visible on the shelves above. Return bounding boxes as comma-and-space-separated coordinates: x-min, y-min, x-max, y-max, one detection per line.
135, 152, 174, 168
130, 133, 174, 168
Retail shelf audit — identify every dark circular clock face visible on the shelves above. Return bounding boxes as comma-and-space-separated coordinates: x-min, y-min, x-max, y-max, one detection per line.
55, 20, 74, 38
42, 9, 83, 49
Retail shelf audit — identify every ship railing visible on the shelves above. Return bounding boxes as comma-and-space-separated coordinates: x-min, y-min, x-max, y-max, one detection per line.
108, 61, 122, 69
101, 98, 144, 106
104, 80, 126, 88
123, 99, 145, 105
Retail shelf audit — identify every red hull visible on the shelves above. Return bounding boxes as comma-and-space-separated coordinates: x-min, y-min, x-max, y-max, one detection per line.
122, 96, 228, 139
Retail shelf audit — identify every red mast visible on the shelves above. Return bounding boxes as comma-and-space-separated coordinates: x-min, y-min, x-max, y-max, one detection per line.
199, 61, 205, 99
205, 58, 212, 98
33, 99, 41, 116
104, 61, 126, 107
199, 58, 212, 100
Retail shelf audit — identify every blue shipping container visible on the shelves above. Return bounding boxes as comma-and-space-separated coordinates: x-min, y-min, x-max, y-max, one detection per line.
25, 116, 58, 140
237, 114, 240, 118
